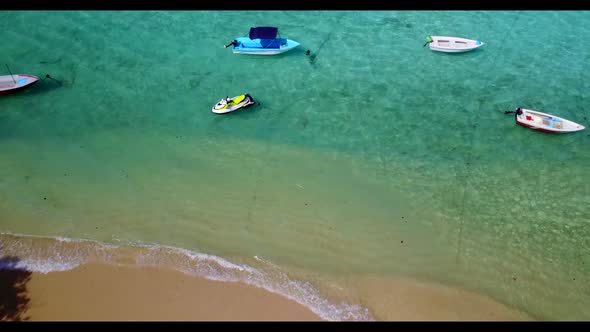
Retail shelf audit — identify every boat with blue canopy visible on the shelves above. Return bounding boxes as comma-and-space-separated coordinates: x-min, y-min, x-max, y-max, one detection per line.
224, 27, 300, 55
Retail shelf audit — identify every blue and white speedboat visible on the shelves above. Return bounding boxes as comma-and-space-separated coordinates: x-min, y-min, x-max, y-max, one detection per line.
225, 27, 300, 55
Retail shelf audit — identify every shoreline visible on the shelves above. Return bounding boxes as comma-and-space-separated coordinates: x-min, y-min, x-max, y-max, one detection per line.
0, 232, 532, 321
1, 260, 532, 321
23, 263, 322, 321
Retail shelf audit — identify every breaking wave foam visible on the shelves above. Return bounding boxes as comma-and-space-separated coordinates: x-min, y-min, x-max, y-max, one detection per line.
0, 232, 372, 321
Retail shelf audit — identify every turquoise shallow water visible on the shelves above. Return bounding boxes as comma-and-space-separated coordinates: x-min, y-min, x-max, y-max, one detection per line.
1, 11, 589, 320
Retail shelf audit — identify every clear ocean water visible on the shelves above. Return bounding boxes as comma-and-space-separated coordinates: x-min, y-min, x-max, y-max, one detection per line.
1, 11, 589, 320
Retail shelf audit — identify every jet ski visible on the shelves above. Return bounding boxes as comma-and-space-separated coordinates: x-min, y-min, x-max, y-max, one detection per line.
211, 93, 257, 114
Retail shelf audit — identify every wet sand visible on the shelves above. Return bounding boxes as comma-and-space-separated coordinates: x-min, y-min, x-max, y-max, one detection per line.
0, 253, 531, 321
24, 263, 322, 321
339, 274, 533, 321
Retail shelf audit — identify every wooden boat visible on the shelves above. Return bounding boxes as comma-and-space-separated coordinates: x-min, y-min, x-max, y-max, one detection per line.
0, 74, 40, 95
425, 36, 484, 53
513, 107, 585, 133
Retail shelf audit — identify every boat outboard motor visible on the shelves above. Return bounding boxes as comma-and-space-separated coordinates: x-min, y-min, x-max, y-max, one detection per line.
224, 40, 239, 48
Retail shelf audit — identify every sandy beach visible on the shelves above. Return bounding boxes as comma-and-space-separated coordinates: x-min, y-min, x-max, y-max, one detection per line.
7, 263, 321, 321
0, 259, 532, 321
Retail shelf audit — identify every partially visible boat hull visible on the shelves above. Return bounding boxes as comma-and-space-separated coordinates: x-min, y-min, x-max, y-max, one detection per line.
0, 74, 40, 96
515, 108, 585, 133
